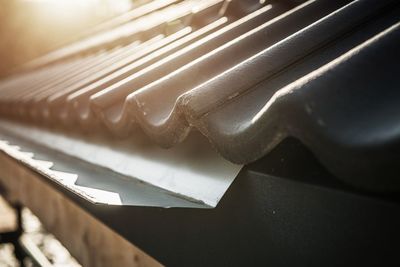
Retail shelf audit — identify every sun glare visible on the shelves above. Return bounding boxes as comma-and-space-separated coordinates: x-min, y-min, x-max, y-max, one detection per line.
22, 0, 133, 21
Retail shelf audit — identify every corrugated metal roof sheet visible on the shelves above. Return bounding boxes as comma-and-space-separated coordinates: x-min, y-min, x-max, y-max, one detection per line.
0, 0, 399, 191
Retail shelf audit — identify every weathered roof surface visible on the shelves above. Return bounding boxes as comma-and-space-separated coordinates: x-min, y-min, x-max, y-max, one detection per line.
0, 0, 399, 191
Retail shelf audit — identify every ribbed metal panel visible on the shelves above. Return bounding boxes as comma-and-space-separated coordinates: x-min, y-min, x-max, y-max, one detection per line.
0, 0, 399, 190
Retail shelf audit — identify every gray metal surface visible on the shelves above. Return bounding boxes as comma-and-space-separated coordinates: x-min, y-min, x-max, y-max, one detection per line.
0, 119, 241, 207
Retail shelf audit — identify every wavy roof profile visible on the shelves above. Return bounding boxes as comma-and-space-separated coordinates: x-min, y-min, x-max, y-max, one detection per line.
0, 0, 399, 191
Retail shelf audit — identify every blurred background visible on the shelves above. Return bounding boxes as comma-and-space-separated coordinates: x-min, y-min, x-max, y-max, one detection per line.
0, 0, 142, 76
0, 1, 144, 265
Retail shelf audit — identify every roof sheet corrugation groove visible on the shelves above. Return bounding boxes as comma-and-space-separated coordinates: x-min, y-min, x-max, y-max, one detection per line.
0, 0, 399, 190
21, 0, 181, 70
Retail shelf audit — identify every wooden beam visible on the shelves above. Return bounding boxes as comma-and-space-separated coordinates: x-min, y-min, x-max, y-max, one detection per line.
0, 152, 162, 267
